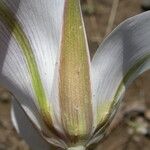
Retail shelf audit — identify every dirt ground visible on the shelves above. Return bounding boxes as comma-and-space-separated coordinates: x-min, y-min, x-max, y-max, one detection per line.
0, 0, 150, 150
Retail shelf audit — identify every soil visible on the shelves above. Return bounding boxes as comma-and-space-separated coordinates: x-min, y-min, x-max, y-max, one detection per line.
0, 0, 150, 150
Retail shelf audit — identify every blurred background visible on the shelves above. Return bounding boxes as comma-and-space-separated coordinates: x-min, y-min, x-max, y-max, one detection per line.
0, 0, 150, 150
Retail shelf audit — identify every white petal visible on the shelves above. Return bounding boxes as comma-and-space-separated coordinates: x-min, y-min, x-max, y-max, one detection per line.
14, 0, 65, 134
15, 0, 65, 104
0, 0, 66, 145
11, 98, 56, 150
91, 11, 150, 128
3, 0, 65, 100
0, 20, 43, 128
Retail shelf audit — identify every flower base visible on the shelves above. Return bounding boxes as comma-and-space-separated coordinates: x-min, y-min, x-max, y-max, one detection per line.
67, 145, 86, 150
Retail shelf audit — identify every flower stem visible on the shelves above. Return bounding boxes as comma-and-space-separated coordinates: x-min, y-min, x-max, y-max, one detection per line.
67, 145, 86, 150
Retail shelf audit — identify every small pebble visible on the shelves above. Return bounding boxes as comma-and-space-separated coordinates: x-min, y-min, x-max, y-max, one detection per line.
145, 110, 150, 120
0, 144, 6, 150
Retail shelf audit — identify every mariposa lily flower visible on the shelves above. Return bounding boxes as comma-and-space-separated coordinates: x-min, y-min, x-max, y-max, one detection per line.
0, 0, 150, 149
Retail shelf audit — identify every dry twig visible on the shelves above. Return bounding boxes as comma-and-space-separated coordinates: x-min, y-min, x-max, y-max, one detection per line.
106, 0, 120, 35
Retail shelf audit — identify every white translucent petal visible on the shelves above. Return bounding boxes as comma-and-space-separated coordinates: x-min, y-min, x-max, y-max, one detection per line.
14, 0, 65, 105
15, 0, 65, 134
0, 21, 42, 126
0, 0, 66, 141
5, 0, 64, 120
91, 11, 150, 127
11, 98, 54, 150
3, 0, 65, 98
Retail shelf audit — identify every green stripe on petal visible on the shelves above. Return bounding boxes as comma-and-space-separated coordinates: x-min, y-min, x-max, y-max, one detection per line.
59, 0, 93, 142
90, 11, 150, 146
93, 55, 150, 142
0, 1, 52, 126
94, 55, 150, 137
114, 54, 150, 103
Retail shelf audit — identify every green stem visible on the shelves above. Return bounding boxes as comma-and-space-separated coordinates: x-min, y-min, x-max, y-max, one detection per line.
67, 145, 86, 150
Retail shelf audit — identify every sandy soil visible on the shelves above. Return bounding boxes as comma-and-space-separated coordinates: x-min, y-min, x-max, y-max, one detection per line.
0, 0, 150, 150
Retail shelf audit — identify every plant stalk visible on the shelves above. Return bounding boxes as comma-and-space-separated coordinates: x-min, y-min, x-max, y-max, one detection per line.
67, 145, 86, 150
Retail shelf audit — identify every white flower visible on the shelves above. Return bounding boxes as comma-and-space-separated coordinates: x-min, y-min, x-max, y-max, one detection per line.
0, 0, 150, 150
